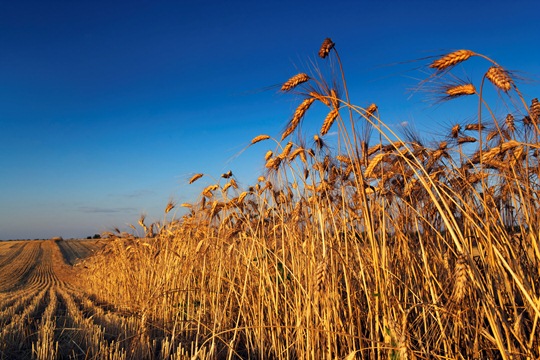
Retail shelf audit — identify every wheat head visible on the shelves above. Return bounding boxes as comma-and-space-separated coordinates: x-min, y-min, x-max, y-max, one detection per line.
320, 108, 339, 136
430, 50, 475, 71
189, 173, 204, 184
251, 134, 271, 145
485, 66, 513, 92
445, 83, 476, 97
282, 97, 316, 140
452, 254, 469, 303
281, 73, 310, 92
318, 38, 335, 59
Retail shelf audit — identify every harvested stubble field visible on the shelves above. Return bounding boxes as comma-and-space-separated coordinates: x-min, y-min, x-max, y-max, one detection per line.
0, 239, 108, 359
3, 39, 540, 359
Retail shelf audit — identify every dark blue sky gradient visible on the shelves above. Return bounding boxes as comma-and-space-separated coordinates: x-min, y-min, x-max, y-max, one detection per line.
1, 0, 539, 239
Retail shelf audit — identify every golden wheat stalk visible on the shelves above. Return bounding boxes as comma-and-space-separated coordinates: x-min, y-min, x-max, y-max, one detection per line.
529, 98, 540, 122
457, 136, 477, 144
281, 73, 310, 92
265, 156, 282, 170
486, 129, 499, 141
221, 170, 233, 179
438, 141, 448, 150
480, 140, 520, 162
289, 147, 306, 163
202, 184, 219, 198
309, 91, 331, 106
251, 134, 271, 145
430, 49, 475, 71
445, 83, 476, 97
164, 201, 175, 214
505, 114, 515, 132
365, 153, 387, 178
336, 155, 351, 164
313, 134, 325, 149
315, 259, 328, 292
467, 172, 489, 184
138, 214, 146, 226
484, 159, 508, 169
222, 183, 232, 192
281, 142, 293, 158
188, 173, 204, 184
367, 144, 383, 156
236, 191, 248, 204
398, 320, 410, 360
509, 145, 525, 167
382, 140, 405, 152
429, 149, 446, 168
450, 124, 461, 138
485, 66, 513, 92
320, 108, 339, 136
282, 97, 316, 140
452, 254, 469, 303
465, 123, 485, 131
318, 38, 335, 58
403, 178, 418, 197
315, 180, 332, 194
365, 103, 378, 118
329, 89, 340, 109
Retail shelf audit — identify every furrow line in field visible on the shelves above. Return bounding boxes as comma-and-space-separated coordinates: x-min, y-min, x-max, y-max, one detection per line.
0, 242, 44, 291
0, 242, 28, 269
0, 286, 49, 358
56, 286, 129, 359
0, 286, 44, 326
31, 286, 59, 360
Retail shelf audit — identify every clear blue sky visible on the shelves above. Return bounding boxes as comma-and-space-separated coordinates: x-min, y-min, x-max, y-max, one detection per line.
1, 0, 539, 239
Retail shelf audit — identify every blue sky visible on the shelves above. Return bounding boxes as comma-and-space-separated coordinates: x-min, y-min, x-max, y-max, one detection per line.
1, 0, 539, 239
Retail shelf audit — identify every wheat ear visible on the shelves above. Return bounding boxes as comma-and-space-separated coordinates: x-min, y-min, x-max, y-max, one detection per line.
529, 98, 540, 123
505, 114, 515, 132
320, 108, 339, 136
450, 124, 461, 138
309, 91, 331, 106
452, 254, 469, 303
318, 38, 335, 59
430, 50, 475, 71
315, 259, 328, 292
189, 173, 204, 184
164, 201, 175, 214
365, 153, 387, 178
457, 136, 477, 144
480, 140, 520, 162
282, 97, 316, 140
485, 66, 513, 92
445, 84, 476, 97
251, 134, 271, 145
281, 73, 310, 92
464, 123, 485, 131
365, 103, 378, 118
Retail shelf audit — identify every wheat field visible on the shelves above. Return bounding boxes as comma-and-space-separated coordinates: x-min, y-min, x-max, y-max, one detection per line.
2, 40, 539, 359
0, 239, 107, 359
